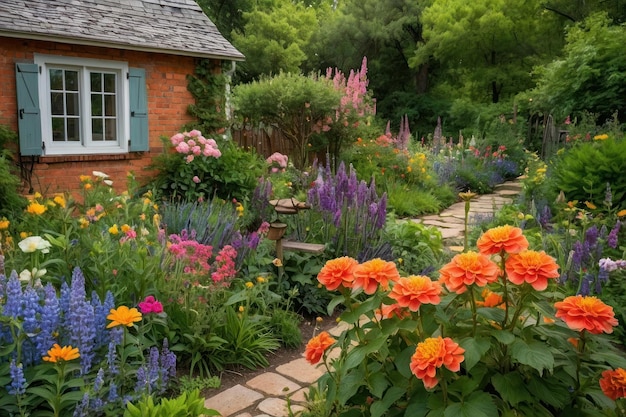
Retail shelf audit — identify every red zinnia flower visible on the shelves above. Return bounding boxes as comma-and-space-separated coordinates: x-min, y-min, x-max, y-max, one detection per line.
600, 368, 626, 400
377, 303, 411, 320
555, 295, 618, 334
438, 251, 500, 294
477, 225, 529, 255
410, 336, 465, 389
317, 257, 358, 291
389, 275, 441, 311
305, 331, 336, 364
505, 250, 560, 291
352, 258, 400, 295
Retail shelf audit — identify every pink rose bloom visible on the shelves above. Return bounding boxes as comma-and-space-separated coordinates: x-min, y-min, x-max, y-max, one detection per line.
206, 139, 217, 147
258, 221, 270, 234
176, 142, 190, 154
138, 296, 164, 314
193, 176, 201, 184
170, 133, 184, 145
271, 167, 279, 173
188, 129, 201, 137
187, 139, 196, 147
186, 155, 194, 163
192, 146, 202, 155
197, 136, 207, 145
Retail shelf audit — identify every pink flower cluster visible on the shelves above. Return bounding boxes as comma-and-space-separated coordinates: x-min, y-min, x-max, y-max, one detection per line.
168, 234, 213, 274
138, 296, 164, 314
211, 245, 237, 283
170, 129, 221, 164
266, 152, 288, 173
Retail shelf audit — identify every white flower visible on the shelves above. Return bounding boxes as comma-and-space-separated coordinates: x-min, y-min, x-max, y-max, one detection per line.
19, 269, 32, 282
18, 236, 52, 254
103, 180, 114, 186
92, 171, 109, 179
19, 267, 46, 283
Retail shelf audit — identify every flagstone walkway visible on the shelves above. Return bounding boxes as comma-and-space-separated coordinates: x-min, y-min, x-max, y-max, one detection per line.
202, 179, 523, 417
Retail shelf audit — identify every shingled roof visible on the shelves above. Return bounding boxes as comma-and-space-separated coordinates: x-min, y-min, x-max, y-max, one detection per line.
0, 0, 244, 60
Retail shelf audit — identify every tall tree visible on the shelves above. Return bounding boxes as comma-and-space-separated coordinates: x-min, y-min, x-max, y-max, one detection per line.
412, 0, 562, 104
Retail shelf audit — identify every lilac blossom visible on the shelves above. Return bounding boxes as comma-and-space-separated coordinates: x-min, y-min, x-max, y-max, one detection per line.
608, 221, 621, 249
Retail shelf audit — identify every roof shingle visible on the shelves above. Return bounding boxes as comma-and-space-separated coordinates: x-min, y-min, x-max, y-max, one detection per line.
0, 0, 244, 60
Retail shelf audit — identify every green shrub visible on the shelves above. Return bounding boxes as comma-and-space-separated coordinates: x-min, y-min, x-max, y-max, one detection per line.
0, 123, 26, 218
386, 183, 442, 217
124, 389, 219, 417
384, 217, 444, 276
551, 136, 626, 211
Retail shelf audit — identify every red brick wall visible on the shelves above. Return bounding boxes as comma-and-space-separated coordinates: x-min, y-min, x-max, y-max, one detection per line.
0, 36, 214, 195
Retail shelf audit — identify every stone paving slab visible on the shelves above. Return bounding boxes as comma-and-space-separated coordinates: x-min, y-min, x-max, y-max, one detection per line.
257, 398, 305, 417
204, 384, 264, 417
246, 372, 302, 396
276, 358, 324, 384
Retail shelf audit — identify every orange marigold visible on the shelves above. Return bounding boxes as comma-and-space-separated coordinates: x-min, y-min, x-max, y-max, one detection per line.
410, 336, 465, 389
476, 225, 528, 255
305, 331, 336, 364
600, 368, 626, 400
352, 258, 400, 295
555, 295, 618, 334
505, 250, 560, 291
43, 343, 80, 363
317, 257, 358, 291
389, 275, 441, 311
438, 251, 499, 294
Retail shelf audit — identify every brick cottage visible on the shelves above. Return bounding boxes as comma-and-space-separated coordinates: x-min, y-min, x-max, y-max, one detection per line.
0, 0, 243, 195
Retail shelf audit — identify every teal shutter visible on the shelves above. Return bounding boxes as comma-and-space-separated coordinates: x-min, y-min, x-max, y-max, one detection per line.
15, 63, 42, 156
129, 68, 149, 151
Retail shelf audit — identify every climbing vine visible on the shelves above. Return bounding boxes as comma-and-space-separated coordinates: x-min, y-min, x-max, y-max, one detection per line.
185, 59, 228, 134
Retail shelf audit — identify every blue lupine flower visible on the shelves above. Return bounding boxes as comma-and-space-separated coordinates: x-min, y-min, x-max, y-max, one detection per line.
608, 221, 621, 249
4, 271, 22, 318
7, 360, 27, 395
59, 281, 71, 330
93, 368, 105, 392
160, 338, 177, 385
72, 393, 90, 417
585, 225, 599, 247
148, 347, 160, 391
135, 366, 148, 393
37, 283, 60, 359
108, 382, 119, 403
67, 268, 96, 374
21, 286, 41, 366
106, 341, 119, 375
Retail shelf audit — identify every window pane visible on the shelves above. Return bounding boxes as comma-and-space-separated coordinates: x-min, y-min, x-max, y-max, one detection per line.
50, 92, 64, 115
104, 95, 116, 116
52, 117, 65, 141
105, 119, 117, 141
66, 93, 79, 116
92, 118, 103, 141
50, 69, 63, 90
67, 118, 80, 141
65, 71, 79, 91
91, 73, 102, 92
104, 73, 116, 93
91, 94, 102, 116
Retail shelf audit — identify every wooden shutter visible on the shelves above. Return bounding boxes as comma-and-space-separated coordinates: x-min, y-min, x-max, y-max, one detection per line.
15, 63, 43, 156
129, 68, 149, 152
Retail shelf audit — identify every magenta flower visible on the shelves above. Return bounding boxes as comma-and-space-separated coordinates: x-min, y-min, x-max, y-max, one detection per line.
138, 296, 164, 314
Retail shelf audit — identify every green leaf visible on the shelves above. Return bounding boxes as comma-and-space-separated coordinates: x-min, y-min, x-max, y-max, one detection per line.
370, 386, 405, 417
491, 372, 533, 406
459, 337, 490, 372
510, 339, 554, 374
368, 371, 389, 398
476, 307, 505, 322
443, 392, 498, 417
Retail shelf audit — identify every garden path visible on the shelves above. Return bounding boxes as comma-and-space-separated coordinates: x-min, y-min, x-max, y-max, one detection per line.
202, 179, 523, 417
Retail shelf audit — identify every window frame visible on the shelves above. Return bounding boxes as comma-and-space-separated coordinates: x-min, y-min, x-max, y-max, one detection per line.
34, 54, 130, 155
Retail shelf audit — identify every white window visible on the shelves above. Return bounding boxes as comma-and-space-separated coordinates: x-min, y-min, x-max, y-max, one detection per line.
34, 54, 130, 155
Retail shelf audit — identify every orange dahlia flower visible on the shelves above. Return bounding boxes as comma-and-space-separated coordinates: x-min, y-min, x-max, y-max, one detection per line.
438, 251, 499, 294
476, 225, 528, 255
554, 295, 618, 334
43, 344, 80, 363
317, 256, 358, 291
600, 368, 626, 400
505, 250, 560, 291
305, 331, 336, 364
410, 336, 465, 389
106, 305, 143, 328
389, 275, 441, 311
476, 288, 504, 308
352, 258, 400, 294
377, 303, 411, 320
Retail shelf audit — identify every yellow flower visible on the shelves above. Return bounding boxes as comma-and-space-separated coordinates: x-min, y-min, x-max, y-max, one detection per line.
256, 276, 266, 283
153, 214, 161, 227
19, 232, 29, 239
272, 258, 283, 267
238, 306, 245, 313
79, 218, 90, 228
0, 218, 9, 230
617, 209, 626, 217
245, 282, 254, 289
594, 134, 609, 141
584, 201, 597, 210
139, 213, 146, 221
79, 175, 91, 183
53, 195, 66, 208
26, 202, 47, 215
43, 344, 80, 363
84, 183, 92, 190
121, 224, 131, 233
106, 306, 142, 328
108, 224, 119, 235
